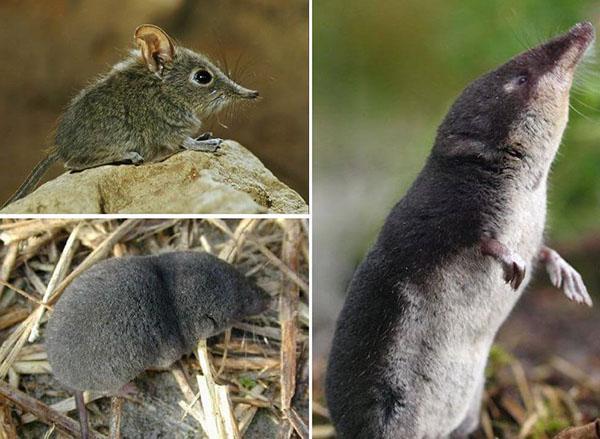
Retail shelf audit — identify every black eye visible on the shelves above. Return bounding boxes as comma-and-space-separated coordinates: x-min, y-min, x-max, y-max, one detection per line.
517, 75, 528, 85
194, 69, 213, 85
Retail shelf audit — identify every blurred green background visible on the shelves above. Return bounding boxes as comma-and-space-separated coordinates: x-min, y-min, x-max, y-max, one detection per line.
314, 0, 600, 431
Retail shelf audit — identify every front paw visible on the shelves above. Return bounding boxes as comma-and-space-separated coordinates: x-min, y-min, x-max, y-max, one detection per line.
203, 138, 223, 152
183, 137, 222, 153
480, 236, 527, 291
501, 253, 526, 290
542, 248, 592, 306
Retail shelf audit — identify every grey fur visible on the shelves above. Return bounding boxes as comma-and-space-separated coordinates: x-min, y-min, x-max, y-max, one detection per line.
2, 25, 258, 208
326, 22, 594, 439
46, 251, 270, 393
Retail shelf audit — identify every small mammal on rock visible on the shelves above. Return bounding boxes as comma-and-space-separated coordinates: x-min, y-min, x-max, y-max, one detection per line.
46, 251, 271, 438
326, 22, 595, 439
2, 24, 258, 208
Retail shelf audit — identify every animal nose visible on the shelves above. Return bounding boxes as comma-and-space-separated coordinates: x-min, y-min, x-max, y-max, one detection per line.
568, 21, 595, 49
571, 21, 595, 40
237, 86, 259, 99
544, 22, 596, 72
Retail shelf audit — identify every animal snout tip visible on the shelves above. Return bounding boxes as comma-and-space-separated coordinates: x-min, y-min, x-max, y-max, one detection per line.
233, 83, 259, 100
574, 21, 594, 33
571, 21, 595, 42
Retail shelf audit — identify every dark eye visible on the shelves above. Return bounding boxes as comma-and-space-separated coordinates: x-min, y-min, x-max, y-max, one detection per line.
194, 69, 213, 85
517, 75, 528, 85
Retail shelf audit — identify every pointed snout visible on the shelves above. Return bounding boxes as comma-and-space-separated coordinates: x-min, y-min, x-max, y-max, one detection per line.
246, 89, 260, 99
237, 86, 260, 100
525, 22, 595, 74
569, 21, 595, 45
553, 21, 595, 70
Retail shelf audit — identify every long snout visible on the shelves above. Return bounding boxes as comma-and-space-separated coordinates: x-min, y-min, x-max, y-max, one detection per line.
549, 21, 595, 71
234, 84, 260, 99
569, 21, 595, 48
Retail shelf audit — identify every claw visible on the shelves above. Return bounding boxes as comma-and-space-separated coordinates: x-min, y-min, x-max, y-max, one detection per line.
481, 236, 527, 291
503, 257, 526, 290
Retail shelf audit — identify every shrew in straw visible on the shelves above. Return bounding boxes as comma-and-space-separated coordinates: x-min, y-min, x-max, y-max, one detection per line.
2, 24, 259, 208
46, 251, 271, 438
326, 22, 595, 439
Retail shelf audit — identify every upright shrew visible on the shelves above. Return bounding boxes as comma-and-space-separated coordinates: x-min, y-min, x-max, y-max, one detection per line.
326, 22, 594, 439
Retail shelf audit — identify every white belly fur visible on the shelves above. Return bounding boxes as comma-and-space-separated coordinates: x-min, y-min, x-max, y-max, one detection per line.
391, 180, 547, 436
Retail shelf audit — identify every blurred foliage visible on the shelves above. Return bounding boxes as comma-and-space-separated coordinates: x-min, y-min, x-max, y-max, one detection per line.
314, 5, 600, 435
315, 0, 600, 242
486, 345, 515, 380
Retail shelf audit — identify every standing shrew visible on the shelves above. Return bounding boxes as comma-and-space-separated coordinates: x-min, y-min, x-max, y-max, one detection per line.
2, 24, 259, 208
326, 22, 594, 439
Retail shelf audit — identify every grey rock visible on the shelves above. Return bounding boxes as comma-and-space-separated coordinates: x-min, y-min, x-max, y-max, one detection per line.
1, 141, 307, 214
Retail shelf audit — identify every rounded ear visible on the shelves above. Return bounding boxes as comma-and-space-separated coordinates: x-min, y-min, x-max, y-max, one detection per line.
134, 24, 176, 74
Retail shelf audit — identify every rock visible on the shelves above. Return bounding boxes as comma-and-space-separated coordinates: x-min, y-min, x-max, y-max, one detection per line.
1, 141, 307, 214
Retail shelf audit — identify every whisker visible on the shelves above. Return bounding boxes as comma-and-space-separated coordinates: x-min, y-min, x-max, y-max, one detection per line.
504, 11, 531, 51
569, 102, 598, 124
217, 113, 230, 129
571, 95, 600, 114
215, 38, 231, 77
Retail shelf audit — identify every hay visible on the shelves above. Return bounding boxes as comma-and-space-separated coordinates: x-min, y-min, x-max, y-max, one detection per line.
312, 345, 600, 438
0, 219, 308, 438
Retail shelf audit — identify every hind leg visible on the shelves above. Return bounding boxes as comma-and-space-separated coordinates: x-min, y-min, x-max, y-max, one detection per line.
74, 390, 90, 439
67, 151, 145, 171
450, 377, 484, 438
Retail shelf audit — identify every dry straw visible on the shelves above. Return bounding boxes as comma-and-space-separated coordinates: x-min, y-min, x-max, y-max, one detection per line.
0, 218, 308, 438
312, 347, 600, 438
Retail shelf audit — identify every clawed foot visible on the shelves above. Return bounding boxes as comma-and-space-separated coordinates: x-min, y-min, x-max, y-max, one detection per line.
481, 236, 526, 290
183, 136, 222, 153
500, 253, 526, 290
540, 247, 592, 306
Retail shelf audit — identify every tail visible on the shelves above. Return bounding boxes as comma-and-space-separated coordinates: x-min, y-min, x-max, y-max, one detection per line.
2, 153, 58, 209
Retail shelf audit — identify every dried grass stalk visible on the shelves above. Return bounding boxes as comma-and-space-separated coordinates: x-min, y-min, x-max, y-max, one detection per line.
0, 243, 19, 306
0, 219, 309, 438
29, 223, 82, 342
21, 392, 104, 424
0, 380, 103, 438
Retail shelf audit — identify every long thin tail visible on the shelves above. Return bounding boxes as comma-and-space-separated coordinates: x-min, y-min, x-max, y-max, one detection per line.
2, 152, 58, 209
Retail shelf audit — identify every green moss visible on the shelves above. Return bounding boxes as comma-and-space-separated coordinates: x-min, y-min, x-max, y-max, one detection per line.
531, 416, 570, 438
486, 345, 514, 379
239, 375, 257, 390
